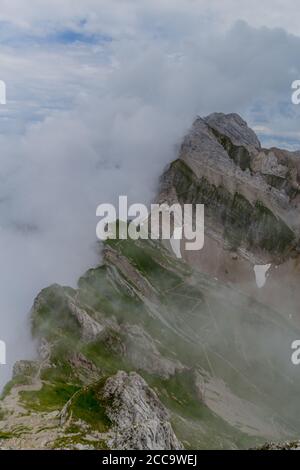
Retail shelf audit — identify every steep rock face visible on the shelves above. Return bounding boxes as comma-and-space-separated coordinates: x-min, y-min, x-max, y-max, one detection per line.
158, 113, 300, 320
103, 371, 183, 450
159, 113, 300, 259
205, 112, 261, 155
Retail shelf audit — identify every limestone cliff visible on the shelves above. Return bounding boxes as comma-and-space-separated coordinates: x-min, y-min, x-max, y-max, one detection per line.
158, 113, 300, 319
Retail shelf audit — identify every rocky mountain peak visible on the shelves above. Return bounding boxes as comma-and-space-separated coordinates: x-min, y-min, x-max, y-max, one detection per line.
204, 112, 261, 151
156, 113, 300, 318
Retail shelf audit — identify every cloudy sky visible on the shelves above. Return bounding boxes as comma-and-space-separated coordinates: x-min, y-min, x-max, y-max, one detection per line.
0, 0, 300, 385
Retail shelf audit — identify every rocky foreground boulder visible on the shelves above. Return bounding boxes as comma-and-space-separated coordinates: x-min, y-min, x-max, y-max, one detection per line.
103, 371, 183, 450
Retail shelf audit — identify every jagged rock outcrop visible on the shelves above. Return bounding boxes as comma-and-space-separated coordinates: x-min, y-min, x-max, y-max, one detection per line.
12, 360, 39, 379
103, 371, 183, 450
205, 112, 261, 154
120, 324, 184, 379
68, 352, 100, 384
66, 298, 105, 342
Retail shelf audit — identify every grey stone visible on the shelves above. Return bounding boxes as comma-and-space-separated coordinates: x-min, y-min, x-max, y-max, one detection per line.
103, 371, 183, 450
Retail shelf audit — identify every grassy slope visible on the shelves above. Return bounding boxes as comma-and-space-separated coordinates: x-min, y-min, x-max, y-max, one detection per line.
2, 236, 300, 449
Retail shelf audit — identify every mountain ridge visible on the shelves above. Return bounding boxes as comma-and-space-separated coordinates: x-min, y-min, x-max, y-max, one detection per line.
1, 113, 300, 450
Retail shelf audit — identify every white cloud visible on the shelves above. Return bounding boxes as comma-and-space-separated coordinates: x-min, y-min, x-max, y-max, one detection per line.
0, 0, 299, 37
